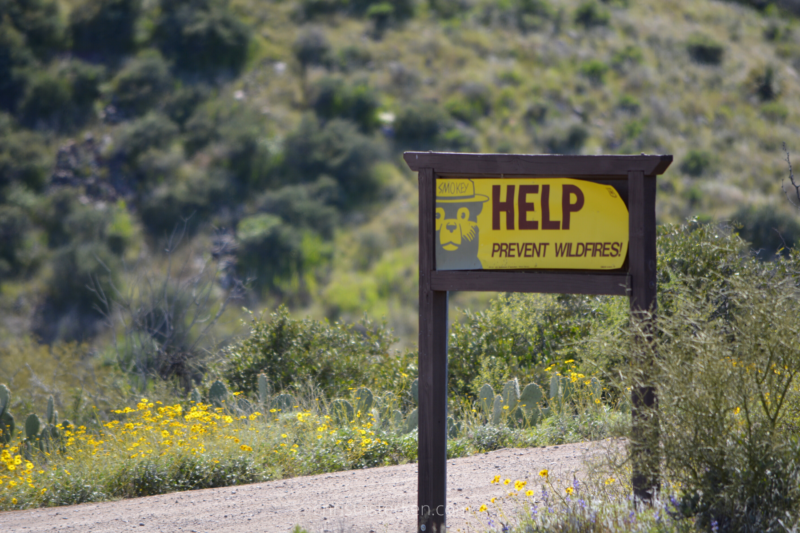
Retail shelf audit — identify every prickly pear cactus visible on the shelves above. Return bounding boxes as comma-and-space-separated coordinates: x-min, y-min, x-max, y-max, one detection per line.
355, 387, 374, 417
46, 396, 54, 425
410, 379, 419, 405
478, 384, 494, 416
0, 384, 13, 445
375, 393, 396, 429
209, 380, 229, 408
257, 374, 269, 405
0, 384, 9, 418
404, 408, 419, 434
25, 413, 40, 440
491, 395, 503, 426
330, 399, 354, 425
0, 411, 14, 445
560, 376, 574, 405
519, 383, 544, 426
447, 416, 460, 439
271, 394, 295, 413
190, 388, 202, 404
549, 375, 560, 404
237, 398, 253, 415
502, 379, 520, 408
392, 409, 403, 430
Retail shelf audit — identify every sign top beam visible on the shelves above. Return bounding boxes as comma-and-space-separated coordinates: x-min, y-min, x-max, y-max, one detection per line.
403, 152, 673, 177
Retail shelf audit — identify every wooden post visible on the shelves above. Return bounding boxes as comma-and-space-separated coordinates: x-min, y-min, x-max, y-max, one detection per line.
627, 169, 659, 502
418, 168, 449, 532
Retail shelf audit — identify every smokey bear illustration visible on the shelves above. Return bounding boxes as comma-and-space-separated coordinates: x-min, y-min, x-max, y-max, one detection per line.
435, 179, 489, 270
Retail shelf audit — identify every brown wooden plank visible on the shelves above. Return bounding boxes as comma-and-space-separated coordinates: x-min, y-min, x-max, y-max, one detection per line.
417, 168, 449, 532
431, 270, 629, 295
627, 169, 659, 503
404, 152, 673, 176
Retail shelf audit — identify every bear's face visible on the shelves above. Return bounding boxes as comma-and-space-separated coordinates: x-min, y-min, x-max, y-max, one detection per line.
436, 206, 476, 251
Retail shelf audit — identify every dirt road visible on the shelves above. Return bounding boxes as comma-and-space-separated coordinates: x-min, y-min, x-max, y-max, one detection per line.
0, 440, 612, 533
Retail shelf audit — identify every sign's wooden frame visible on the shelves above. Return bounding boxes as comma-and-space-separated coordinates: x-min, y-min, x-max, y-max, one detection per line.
404, 152, 673, 533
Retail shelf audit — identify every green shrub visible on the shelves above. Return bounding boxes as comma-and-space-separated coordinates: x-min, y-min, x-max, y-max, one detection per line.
0, 18, 36, 112
113, 113, 179, 166
353, 0, 414, 19
206, 112, 277, 197
138, 167, 226, 237
686, 33, 725, 65
108, 52, 172, 117
0, 204, 35, 276
655, 220, 755, 318
163, 85, 210, 128
296, 0, 346, 19
746, 64, 782, 102
223, 306, 396, 397
610, 44, 643, 72
0, 122, 51, 198
309, 76, 380, 132
478, 0, 553, 32
152, 0, 251, 74
444, 83, 491, 124
622, 267, 800, 531
38, 241, 120, 341
574, 1, 610, 28
679, 149, 714, 177
617, 94, 641, 114
17, 70, 71, 129
69, 0, 140, 59
292, 27, 332, 74
254, 177, 341, 239
281, 116, 385, 207
365, 2, 393, 36
234, 214, 315, 291
0, 0, 66, 59
544, 123, 589, 154
428, 0, 471, 19
578, 59, 609, 85
448, 293, 623, 397
393, 101, 451, 149
335, 44, 372, 71
733, 204, 800, 259
18, 60, 105, 130
760, 100, 789, 123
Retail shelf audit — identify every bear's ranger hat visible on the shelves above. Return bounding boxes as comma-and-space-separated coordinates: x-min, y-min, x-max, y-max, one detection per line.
436, 179, 489, 203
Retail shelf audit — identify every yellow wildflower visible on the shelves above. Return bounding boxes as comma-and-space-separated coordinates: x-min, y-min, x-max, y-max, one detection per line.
539, 469, 548, 478
491, 475, 500, 484
478, 504, 487, 512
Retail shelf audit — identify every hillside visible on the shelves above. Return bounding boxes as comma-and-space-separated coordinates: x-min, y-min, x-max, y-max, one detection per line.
1, 0, 800, 350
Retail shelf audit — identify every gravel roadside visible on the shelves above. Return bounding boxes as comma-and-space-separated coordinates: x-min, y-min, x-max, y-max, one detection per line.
0, 440, 614, 533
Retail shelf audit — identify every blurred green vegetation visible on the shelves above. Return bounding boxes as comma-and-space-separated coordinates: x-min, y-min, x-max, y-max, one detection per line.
1, 0, 800, 431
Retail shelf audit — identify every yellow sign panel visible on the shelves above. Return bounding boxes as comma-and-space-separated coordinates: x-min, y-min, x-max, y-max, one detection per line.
435, 178, 628, 270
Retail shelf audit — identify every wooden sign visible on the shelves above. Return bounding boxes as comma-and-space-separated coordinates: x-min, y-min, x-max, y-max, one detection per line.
404, 151, 672, 533
435, 178, 628, 270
